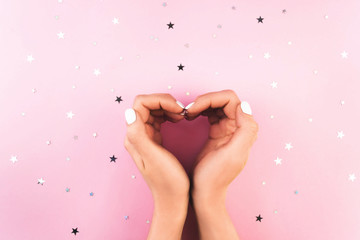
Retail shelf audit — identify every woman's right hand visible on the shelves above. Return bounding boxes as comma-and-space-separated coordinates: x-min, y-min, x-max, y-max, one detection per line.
185, 90, 259, 240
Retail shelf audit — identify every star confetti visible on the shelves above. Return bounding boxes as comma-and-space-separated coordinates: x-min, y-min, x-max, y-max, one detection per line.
264, 52, 271, 59
115, 96, 123, 103
71, 228, 79, 235
167, 22, 174, 29
10, 156, 18, 164
112, 17, 119, 24
38, 178, 45, 185
110, 155, 117, 162
271, 81, 278, 88
348, 173, 356, 182
67, 111, 75, 119
285, 143, 293, 150
337, 131, 344, 139
256, 214, 263, 222
177, 64, 184, 71
257, 16, 264, 23
341, 51, 348, 58
274, 157, 282, 165
27, 55, 35, 63
94, 69, 101, 76
57, 31, 65, 39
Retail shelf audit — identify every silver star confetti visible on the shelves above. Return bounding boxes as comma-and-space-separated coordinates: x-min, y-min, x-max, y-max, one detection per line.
112, 17, 119, 24
94, 69, 101, 76
57, 31, 65, 39
38, 178, 45, 185
271, 81, 278, 88
337, 131, 344, 139
274, 157, 282, 165
27, 55, 35, 63
348, 173, 356, 182
285, 143, 293, 150
66, 111, 75, 119
10, 156, 18, 164
264, 52, 271, 59
341, 51, 348, 59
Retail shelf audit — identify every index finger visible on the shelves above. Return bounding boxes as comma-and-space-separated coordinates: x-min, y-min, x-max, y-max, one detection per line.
132, 93, 184, 123
185, 89, 241, 120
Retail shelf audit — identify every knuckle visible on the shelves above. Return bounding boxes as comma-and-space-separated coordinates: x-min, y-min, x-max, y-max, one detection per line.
163, 93, 172, 98
223, 89, 237, 98
243, 119, 259, 133
124, 136, 131, 150
134, 94, 145, 105
125, 128, 137, 144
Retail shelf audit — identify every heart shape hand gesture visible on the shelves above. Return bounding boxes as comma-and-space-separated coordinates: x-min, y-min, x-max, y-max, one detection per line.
124, 90, 259, 240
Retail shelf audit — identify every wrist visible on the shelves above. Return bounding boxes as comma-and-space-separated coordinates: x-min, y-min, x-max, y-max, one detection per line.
191, 186, 227, 208
191, 188, 240, 240
153, 192, 189, 220
147, 194, 189, 240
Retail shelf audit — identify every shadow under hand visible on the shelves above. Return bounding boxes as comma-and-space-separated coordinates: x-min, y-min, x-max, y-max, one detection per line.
161, 116, 209, 240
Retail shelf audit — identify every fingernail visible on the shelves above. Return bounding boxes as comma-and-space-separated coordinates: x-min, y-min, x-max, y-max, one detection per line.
125, 108, 136, 124
180, 109, 186, 116
185, 102, 194, 110
176, 100, 185, 109
241, 101, 252, 115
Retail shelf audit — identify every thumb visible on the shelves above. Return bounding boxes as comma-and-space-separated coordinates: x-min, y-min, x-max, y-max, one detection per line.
124, 108, 153, 168
125, 107, 146, 136
236, 101, 253, 128
226, 101, 256, 152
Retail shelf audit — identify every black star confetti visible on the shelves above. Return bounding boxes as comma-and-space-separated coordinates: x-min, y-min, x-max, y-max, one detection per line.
110, 155, 117, 163
115, 96, 123, 103
71, 228, 79, 235
167, 22, 174, 29
256, 214, 263, 222
177, 64, 184, 71
257, 16, 264, 23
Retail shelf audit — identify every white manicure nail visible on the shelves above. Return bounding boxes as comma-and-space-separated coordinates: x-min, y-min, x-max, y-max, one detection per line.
185, 102, 194, 110
241, 101, 252, 115
125, 108, 136, 124
176, 100, 185, 109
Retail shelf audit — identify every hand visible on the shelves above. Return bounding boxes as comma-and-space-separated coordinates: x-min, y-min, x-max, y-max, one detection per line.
124, 93, 189, 240
185, 89, 259, 239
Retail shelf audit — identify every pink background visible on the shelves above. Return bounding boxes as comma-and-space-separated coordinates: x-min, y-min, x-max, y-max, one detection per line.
1, 0, 360, 239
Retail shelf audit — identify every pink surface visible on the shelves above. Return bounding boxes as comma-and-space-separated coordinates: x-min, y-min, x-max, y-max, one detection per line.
1, 0, 360, 239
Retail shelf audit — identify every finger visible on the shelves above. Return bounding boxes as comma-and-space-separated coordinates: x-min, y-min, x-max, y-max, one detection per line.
133, 94, 185, 124
124, 135, 145, 171
124, 108, 154, 169
150, 109, 185, 123
224, 103, 259, 153
185, 89, 240, 121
